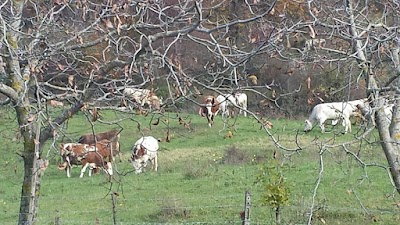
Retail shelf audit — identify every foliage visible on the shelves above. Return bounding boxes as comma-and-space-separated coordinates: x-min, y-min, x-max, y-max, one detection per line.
256, 159, 290, 210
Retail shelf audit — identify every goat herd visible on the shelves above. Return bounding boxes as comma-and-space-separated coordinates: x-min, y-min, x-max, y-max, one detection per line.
57, 91, 393, 178
58, 130, 160, 178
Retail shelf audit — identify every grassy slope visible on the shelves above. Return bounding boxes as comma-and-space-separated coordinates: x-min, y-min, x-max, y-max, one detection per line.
0, 109, 399, 224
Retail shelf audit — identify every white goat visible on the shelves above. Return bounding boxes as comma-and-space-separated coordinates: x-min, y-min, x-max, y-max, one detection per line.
305, 99, 366, 133
216, 94, 237, 118
235, 93, 248, 117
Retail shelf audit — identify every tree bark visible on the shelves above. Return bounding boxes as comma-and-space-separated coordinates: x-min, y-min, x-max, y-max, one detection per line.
18, 149, 41, 225
346, 0, 400, 193
275, 206, 281, 225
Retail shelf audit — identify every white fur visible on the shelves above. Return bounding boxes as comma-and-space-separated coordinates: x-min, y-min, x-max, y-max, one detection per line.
304, 99, 366, 133
79, 162, 113, 178
216, 94, 237, 118
123, 88, 151, 106
235, 93, 248, 117
131, 136, 159, 174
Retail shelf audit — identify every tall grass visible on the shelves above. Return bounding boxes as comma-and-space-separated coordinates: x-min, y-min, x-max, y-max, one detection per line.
0, 109, 399, 224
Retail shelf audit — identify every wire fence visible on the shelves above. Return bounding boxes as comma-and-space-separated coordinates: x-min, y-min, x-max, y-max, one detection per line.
4, 192, 400, 225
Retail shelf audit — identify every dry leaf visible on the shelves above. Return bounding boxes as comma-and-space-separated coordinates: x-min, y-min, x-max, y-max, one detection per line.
27, 115, 36, 123
104, 19, 114, 29
308, 25, 316, 39
77, 35, 83, 44
152, 118, 160, 126
57, 63, 65, 71
193, 86, 201, 95
111, 4, 118, 13
248, 75, 258, 85
306, 76, 311, 90
91, 108, 98, 122
166, 130, 171, 142
47, 100, 64, 107
52, 129, 58, 137
68, 75, 74, 87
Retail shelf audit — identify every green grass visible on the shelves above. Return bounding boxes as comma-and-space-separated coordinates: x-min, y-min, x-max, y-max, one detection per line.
0, 109, 399, 224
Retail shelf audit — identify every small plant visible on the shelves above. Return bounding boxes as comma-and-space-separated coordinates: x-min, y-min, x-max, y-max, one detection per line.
256, 159, 290, 225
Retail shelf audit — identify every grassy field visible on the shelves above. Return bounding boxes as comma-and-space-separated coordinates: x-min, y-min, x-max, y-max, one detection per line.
1, 108, 399, 224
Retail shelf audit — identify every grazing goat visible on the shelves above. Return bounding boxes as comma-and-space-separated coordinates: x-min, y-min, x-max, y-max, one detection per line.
58, 143, 94, 178
80, 151, 113, 178
130, 136, 159, 174
58, 140, 114, 178
304, 99, 366, 133
77, 129, 121, 161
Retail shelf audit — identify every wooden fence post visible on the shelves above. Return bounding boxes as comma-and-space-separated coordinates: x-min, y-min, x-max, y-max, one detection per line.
111, 192, 118, 225
242, 191, 251, 225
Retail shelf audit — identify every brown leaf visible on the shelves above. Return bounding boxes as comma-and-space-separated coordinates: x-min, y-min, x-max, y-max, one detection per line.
248, 75, 257, 85
77, 35, 83, 44
111, 4, 118, 13
224, 130, 233, 139
104, 19, 114, 29
68, 75, 74, 87
307, 98, 314, 105
152, 118, 160, 126
52, 129, 58, 137
308, 25, 316, 39
306, 76, 311, 90
27, 115, 36, 123
264, 120, 273, 129
47, 100, 64, 107
193, 86, 201, 95
91, 108, 98, 122
166, 130, 171, 142
57, 63, 65, 71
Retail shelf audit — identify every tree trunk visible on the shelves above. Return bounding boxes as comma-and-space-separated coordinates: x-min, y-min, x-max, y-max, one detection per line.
376, 93, 400, 194
275, 206, 281, 225
346, 0, 400, 194
18, 145, 42, 225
